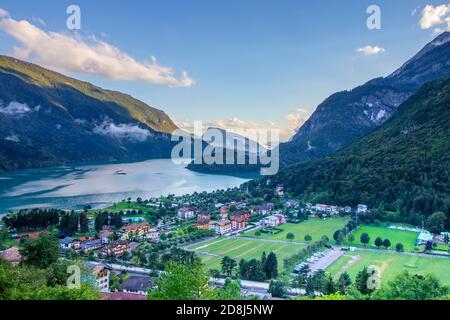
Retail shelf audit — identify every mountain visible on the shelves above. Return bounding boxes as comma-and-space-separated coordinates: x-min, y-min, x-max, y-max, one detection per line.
201, 127, 268, 154
186, 127, 268, 175
0, 55, 179, 172
250, 77, 450, 225
280, 32, 450, 167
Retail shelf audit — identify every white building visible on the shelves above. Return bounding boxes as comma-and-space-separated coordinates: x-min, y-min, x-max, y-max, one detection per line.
315, 204, 339, 215
177, 208, 195, 220
209, 220, 232, 235
261, 214, 286, 227
85, 263, 111, 293
357, 204, 369, 214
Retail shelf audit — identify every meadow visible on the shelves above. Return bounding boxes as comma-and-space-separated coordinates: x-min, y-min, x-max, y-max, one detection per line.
326, 250, 450, 286
244, 216, 349, 243
349, 225, 419, 252
187, 237, 306, 272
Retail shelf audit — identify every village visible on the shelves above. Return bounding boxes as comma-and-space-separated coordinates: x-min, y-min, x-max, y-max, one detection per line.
1, 185, 449, 300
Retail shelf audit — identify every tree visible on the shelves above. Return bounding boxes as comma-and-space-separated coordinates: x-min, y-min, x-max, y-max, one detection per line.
268, 280, 288, 298
221, 256, 237, 277
382, 239, 391, 250
334, 230, 345, 244
374, 237, 383, 249
347, 233, 355, 244
360, 233, 370, 246
333, 230, 341, 242
396, 243, 404, 252
148, 262, 210, 300
264, 252, 278, 279
337, 272, 352, 293
239, 259, 265, 281
286, 232, 295, 240
355, 267, 377, 295
373, 272, 448, 300
20, 233, 59, 269
79, 212, 89, 233
426, 212, 447, 234
216, 278, 242, 300
304, 235, 312, 242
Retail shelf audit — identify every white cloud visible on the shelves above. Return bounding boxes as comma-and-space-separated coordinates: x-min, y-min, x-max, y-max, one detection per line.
175, 108, 311, 143
5, 134, 20, 143
419, 4, 450, 30
0, 10, 195, 88
93, 120, 152, 142
356, 46, 386, 55
0, 101, 32, 115
0, 8, 8, 18
32, 17, 46, 26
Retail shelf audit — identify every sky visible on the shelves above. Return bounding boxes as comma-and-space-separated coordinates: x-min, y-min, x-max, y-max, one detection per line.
0, 0, 449, 141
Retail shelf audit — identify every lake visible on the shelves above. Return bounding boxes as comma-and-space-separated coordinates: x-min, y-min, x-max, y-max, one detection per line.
0, 159, 253, 216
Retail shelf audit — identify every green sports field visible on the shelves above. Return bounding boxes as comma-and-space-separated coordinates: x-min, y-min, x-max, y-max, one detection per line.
187, 237, 306, 272
349, 225, 419, 252
244, 217, 349, 242
326, 250, 450, 286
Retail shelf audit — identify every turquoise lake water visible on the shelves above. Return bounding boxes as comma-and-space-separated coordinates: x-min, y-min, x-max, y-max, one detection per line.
0, 159, 252, 216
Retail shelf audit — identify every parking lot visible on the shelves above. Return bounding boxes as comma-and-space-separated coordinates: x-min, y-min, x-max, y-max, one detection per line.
292, 248, 345, 275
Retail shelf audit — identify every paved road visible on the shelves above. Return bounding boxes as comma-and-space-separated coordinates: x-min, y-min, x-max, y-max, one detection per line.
88, 261, 152, 275
308, 248, 344, 274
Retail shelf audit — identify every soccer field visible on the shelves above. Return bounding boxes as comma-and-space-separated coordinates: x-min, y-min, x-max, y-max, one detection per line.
187, 237, 306, 272
326, 250, 450, 286
350, 225, 419, 252
244, 217, 349, 242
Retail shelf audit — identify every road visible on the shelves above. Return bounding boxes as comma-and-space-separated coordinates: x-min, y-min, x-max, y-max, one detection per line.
308, 248, 344, 274
88, 261, 152, 275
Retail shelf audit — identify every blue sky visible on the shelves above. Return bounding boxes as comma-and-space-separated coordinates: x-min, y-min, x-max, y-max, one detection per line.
0, 0, 448, 140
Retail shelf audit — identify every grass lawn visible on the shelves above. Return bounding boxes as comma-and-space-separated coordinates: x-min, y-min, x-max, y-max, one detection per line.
244, 217, 349, 243
349, 225, 419, 252
326, 250, 450, 286
187, 237, 306, 273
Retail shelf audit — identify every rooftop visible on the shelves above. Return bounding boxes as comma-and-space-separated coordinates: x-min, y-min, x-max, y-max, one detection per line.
119, 275, 152, 292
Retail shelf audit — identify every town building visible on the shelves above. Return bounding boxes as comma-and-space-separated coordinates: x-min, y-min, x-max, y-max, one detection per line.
417, 231, 434, 246
80, 239, 104, 252
357, 204, 369, 214
261, 203, 274, 215
120, 222, 152, 240
101, 292, 147, 300
284, 200, 300, 208
261, 214, 286, 227
119, 275, 152, 296
219, 206, 229, 220
197, 212, 211, 229
231, 214, 248, 230
315, 204, 339, 215
100, 240, 129, 257
275, 186, 284, 197
85, 262, 111, 293
177, 208, 195, 220
60, 237, 81, 250
0, 247, 22, 265
209, 220, 232, 235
